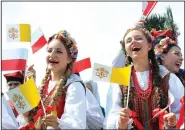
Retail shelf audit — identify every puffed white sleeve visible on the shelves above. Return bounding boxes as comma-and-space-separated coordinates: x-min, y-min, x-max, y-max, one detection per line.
2, 95, 19, 129
105, 84, 113, 117
93, 85, 101, 105
86, 88, 104, 129
58, 82, 86, 129
103, 84, 122, 129
168, 73, 184, 120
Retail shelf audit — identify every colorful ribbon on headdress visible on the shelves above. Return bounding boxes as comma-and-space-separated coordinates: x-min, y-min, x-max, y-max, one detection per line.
177, 96, 184, 128
151, 29, 173, 38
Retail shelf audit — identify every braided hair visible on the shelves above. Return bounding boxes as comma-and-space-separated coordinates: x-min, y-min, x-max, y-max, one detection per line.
26, 30, 77, 124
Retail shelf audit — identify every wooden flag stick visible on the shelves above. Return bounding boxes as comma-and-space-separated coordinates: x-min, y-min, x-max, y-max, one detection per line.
40, 98, 47, 117
126, 65, 132, 108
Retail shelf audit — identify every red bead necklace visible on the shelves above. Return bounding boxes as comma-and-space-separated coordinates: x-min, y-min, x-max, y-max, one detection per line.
132, 65, 153, 100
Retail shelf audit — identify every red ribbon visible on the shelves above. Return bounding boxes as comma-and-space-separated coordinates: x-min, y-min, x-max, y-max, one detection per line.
130, 111, 145, 130
152, 108, 168, 129
33, 105, 56, 121
19, 122, 35, 130
151, 29, 173, 38
177, 96, 184, 128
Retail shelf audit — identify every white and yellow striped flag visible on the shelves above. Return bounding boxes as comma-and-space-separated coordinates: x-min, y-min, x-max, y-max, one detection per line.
92, 63, 131, 86
6, 77, 40, 114
6, 24, 31, 42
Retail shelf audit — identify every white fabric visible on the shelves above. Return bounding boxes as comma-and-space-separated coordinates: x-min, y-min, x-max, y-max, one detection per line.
105, 84, 113, 117
86, 88, 104, 129
85, 80, 101, 105
112, 49, 126, 68
104, 65, 184, 129
2, 95, 19, 129
135, 70, 149, 91
17, 114, 27, 128
105, 49, 125, 117
180, 123, 184, 129
59, 74, 104, 129
58, 74, 86, 129
105, 49, 125, 113
48, 80, 57, 93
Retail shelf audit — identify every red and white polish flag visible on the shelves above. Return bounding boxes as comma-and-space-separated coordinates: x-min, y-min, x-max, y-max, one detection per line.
73, 57, 91, 73
142, 1, 157, 17
31, 27, 47, 54
2, 48, 28, 71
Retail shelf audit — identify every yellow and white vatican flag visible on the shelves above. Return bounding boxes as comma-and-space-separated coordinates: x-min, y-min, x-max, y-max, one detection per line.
92, 63, 131, 86
6, 77, 40, 114
6, 24, 31, 42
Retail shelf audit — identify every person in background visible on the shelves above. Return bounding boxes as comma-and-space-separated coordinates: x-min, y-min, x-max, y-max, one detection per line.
74, 73, 104, 129
2, 93, 19, 129
136, 7, 185, 87
85, 80, 105, 117
3, 71, 25, 118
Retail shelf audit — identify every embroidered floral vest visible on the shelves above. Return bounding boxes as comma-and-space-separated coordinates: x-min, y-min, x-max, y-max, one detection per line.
120, 73, 170, 130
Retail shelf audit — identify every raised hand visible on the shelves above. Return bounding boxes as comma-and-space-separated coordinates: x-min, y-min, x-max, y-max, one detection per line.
163, 112, 177, 128
118, 107, 131, 129
25, 64, 36, 81
135, 19, 146, 28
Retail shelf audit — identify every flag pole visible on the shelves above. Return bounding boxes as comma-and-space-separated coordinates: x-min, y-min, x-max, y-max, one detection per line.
35, 81, 47, 117
126, 65, 132, 108
40, 98, 47, 117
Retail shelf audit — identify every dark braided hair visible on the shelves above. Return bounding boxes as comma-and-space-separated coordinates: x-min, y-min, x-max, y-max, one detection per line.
122, 27, 162, 88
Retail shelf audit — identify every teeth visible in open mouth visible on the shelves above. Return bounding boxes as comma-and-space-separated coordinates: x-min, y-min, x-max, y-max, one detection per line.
49, 60, 59, 64
132, 47, 141, 51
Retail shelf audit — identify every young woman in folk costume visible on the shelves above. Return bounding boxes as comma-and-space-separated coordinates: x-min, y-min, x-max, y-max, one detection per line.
144, 7, 185, 87
143, 8, 185, 129
20, 30, 86, 129
104, 25, 184, 129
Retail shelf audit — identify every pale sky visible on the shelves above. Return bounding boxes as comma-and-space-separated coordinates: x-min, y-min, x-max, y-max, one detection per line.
2, 2, 184, 108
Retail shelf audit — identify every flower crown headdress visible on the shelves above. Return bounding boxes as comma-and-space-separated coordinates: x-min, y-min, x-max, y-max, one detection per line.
154, 36, 177, 58
143, 6, 179, 57
48, 30, 78, 60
